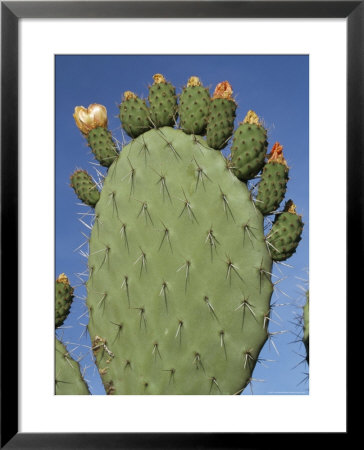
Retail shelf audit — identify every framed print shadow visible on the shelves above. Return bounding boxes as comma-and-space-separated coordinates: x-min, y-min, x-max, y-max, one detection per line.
1, 1, 357, 447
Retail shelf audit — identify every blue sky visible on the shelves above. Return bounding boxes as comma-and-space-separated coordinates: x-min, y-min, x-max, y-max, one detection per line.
56, 55, 309, 395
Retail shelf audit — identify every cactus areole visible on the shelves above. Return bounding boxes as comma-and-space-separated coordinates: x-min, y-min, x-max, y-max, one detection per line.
70, 75, 303, 394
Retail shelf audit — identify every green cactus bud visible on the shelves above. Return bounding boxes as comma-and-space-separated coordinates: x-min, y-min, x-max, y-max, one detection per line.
119, 91, 151, 138
206, 81, 236, 150
148, 74, 178, 127
55, 273, 74, 328
230, 111, 268, 181
70, 170, 100, 207
266, 200, 304, 261
87, 127, 118, 167
256, 142, 289, 215
179, 76, 210, 135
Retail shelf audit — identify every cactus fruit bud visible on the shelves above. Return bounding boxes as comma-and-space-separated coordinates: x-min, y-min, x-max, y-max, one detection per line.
207, 81, 236, 149
55, 273, 74, 328
148, 74, 178, 127
231, 110, 268, 181
256, 142, 289, 214
266, 199, 304, 261
212, 81, 233, 100
73, 104, 108, 135
70, 170, 100, 207
120, 91, 150, 138
179, 76, 210, 135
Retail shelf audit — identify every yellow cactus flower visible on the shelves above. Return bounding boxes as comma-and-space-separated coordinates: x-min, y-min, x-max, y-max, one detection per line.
123, 91, 137, 101
153, 73, 167, 84
242, 110, 262, 126
56, 273, 69, 285
187, 76, 202, 87
73, 103, 108, 135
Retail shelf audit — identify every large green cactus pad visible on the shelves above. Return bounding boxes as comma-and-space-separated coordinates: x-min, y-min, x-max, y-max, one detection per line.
86, 126, 274, 395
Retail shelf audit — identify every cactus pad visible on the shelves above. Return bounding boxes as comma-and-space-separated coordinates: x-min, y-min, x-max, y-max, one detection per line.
231, 111, 268, 181
266, 201, 304, 261
55, 273, 74, 328
179, 77, 210, 135
119, 92, 151, 138
148, 74, 178, 128
87, 127, 118, 167
256, 143, 289, 215
55, 338, 89, 395
70, 170, 100, 207
86, 126, 273, 395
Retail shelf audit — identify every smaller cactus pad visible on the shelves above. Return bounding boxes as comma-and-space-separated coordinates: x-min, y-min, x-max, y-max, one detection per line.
119, 91, 151, 138
87, 127, 118, 167
207, 82, 237, 150
70, 170, 100, 207
230, 111, 268, 181
256, 142, 289, 215
266, 201, 303, 261
55, 273, 74, 328
148, 74, 178, 128
179, 76, 210, 135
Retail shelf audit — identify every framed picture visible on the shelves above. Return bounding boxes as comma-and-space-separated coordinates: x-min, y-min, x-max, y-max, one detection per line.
1, 1, 356, 447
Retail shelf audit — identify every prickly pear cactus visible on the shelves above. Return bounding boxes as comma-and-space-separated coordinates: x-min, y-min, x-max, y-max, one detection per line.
70, 75, 303, 395
55, 274, 89, 395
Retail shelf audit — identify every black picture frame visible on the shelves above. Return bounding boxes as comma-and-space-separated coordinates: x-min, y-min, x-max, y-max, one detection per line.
1, 1, 357, 447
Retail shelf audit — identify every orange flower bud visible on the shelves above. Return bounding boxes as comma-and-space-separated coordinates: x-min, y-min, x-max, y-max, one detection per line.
212, 81, 233, 100
268, 142, 287, 166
